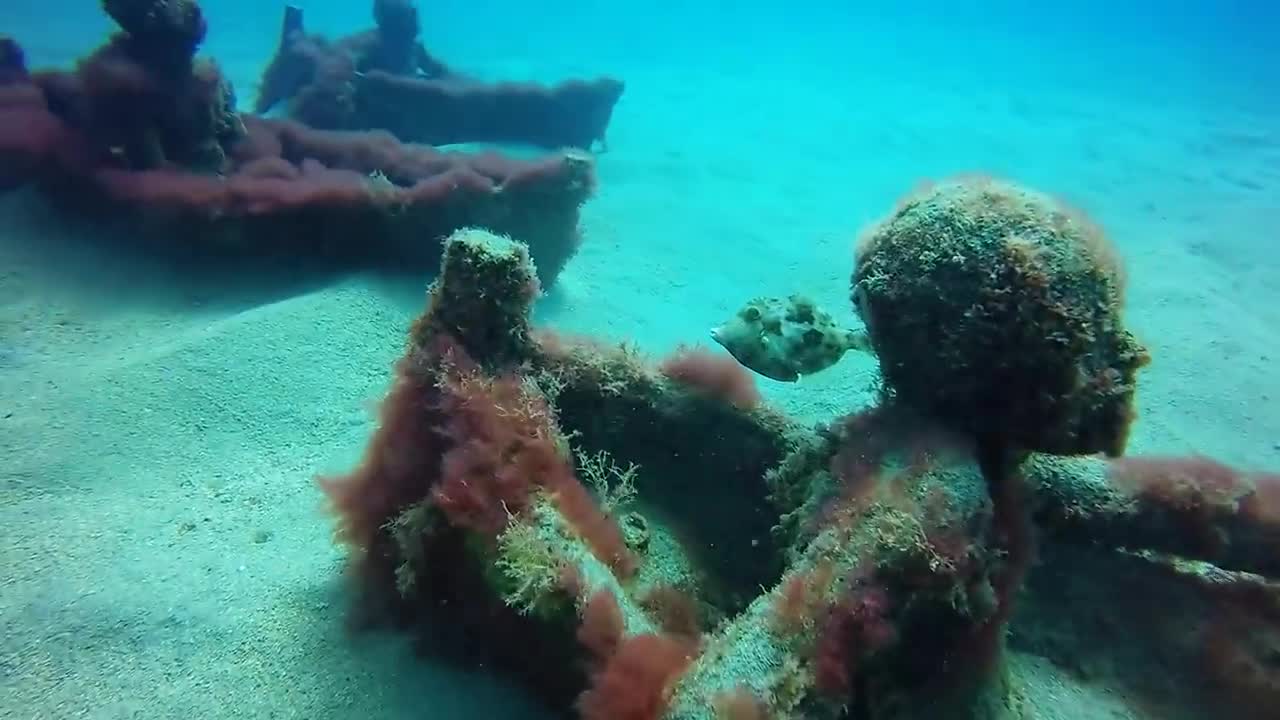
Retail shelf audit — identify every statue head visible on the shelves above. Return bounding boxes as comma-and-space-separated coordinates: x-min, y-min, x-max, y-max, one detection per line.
373, 0, 420, 42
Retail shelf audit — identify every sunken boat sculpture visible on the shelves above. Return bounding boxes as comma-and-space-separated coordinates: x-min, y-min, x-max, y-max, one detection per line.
255, 1, 626, 152
0, 0, 596, 287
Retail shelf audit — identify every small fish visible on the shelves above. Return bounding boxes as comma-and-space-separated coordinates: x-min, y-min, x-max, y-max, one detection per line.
710, 294, 870, 382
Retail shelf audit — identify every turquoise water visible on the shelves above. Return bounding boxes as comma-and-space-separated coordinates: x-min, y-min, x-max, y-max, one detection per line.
1, 1, 1278, 718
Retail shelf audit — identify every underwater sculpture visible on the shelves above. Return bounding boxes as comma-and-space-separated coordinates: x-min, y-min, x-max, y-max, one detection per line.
320, 177, 1280, 720
0, 0, 594, 287
852, 177, 1148, 458
255, 0, 626, 151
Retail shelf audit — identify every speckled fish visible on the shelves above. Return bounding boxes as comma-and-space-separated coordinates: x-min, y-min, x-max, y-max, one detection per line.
710, 294, 870, 382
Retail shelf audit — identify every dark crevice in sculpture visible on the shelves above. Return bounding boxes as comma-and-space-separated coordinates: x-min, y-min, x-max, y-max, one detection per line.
540, 349, 796, 608
255, 2, 625, 151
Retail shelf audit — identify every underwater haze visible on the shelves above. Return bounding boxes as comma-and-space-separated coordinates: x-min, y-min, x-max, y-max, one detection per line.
2, 1, 1279, 719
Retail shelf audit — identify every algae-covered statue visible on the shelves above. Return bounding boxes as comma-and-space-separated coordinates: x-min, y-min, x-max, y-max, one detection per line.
255, 0, 457, 120
319, 177, 1278, 720
852, 177, 1149, 457
0, 0, 596, 288
713, 177, 1147, 457
255, 0, 625, 150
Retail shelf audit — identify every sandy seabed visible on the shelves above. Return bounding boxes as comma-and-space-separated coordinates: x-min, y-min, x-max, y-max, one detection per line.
2, 4, 1278, 718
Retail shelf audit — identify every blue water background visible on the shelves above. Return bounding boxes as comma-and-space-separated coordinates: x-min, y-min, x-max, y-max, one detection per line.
3, 1, 1279, 718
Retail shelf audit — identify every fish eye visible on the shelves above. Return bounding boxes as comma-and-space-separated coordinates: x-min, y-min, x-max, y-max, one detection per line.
741, 306, 762, 321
